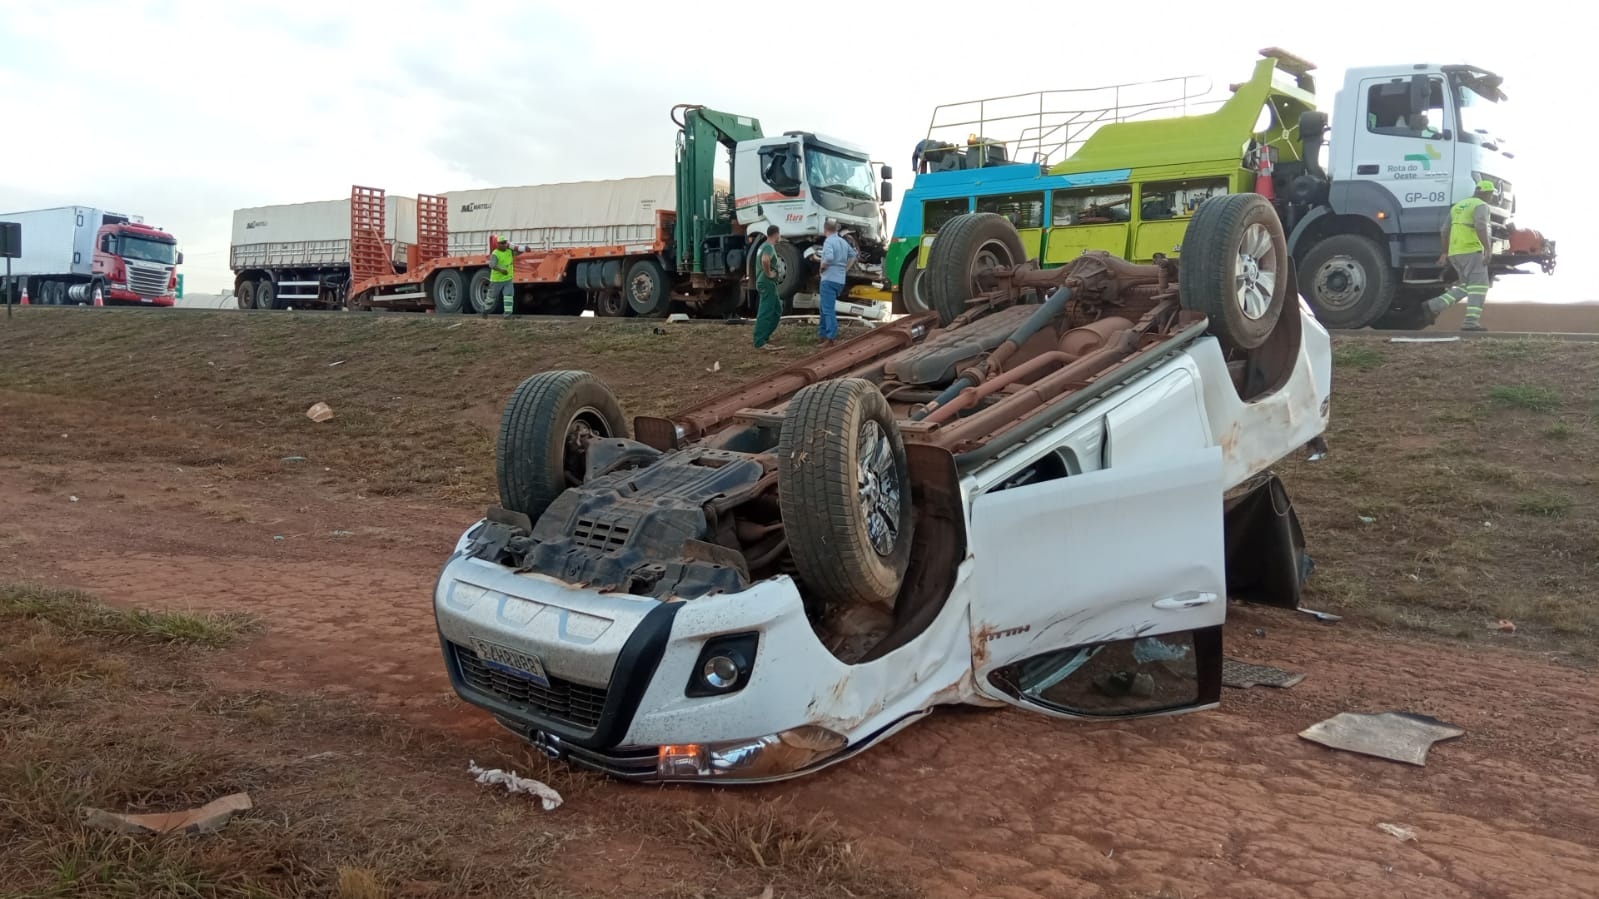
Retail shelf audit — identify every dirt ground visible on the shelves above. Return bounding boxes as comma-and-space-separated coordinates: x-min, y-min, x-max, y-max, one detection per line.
2, 308, 1597, 898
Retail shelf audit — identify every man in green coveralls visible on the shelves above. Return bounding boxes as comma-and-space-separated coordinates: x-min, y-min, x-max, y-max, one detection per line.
483, 237, 517, 318
752, 225, 784, 350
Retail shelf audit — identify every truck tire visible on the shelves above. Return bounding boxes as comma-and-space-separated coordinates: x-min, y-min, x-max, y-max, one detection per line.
467, 268, 493, 314
1299, 234, 1394, 330
778, 378, 914, 612
595, 290, 628, 317
625, 258, 669, 316
922, 212, 1026, 326
496, 371, 629, 524
898, 256, 930, 315
1178, 192, 1288, 351
255, 279, 277, 311
432, 269, 467, 314
770, 240, 804, 301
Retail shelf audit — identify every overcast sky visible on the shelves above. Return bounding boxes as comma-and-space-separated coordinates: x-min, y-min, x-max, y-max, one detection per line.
0, 0, 1581, 300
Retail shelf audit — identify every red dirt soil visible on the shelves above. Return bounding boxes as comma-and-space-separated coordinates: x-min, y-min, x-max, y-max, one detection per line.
4, 442, 1597, 897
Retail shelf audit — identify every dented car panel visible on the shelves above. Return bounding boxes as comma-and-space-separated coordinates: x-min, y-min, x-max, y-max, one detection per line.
434, 201, 1333, 783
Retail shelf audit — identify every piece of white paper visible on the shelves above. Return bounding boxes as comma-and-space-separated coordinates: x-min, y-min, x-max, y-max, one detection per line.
467, 761, 564, 811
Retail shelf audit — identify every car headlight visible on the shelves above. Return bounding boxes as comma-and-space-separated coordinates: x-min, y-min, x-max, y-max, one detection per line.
657, 726, 848, 780
685, 632, 758, 698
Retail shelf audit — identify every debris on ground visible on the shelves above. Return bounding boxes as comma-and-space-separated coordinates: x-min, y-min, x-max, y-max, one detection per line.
1298, 607, 1343, 623
467, 761, 563, 811
1222, 658, 1306, 689
1378, 822, 1418, 842
82, 793, 252, 835
1494, 619, 1517, 633
306, 402, 335, 423
1389, 336, 1461, 343
1299, 711, 1465, 766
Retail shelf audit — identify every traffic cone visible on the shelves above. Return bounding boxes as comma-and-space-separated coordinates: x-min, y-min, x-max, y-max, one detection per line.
19, 285, 29, 305
92, 285, 104, 307
1253, 145, 1277, 201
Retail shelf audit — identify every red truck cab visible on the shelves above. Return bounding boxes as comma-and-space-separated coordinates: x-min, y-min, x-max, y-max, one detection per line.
92, 220, 181, 305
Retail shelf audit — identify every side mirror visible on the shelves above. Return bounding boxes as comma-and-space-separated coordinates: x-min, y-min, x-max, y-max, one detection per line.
880, 164, 893, 181
1409, 74, 1430, 117
100, 236, 113, 252
880, 183, 893, 203
176, 251, 184, 265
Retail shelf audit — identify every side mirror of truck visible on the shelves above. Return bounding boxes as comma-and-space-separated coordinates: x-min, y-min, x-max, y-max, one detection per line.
1409, 74, 1430, 117
177, 252, 184, 265
880, 165, 893, 181
880, 183, 893, 203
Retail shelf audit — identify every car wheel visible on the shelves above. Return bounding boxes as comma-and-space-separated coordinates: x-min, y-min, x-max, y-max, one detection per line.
1178, 192, 1289, 351
1298, 233, 1394, 330
922, 212, 1026, 326
432, 269, 466, 314
778, 378, 915, 611
496, 370, 629, 524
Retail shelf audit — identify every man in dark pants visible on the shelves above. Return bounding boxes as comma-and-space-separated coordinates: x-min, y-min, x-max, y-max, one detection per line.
752, 225, 784, 350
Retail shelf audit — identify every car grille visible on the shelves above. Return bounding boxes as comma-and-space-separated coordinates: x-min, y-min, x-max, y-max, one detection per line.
452, 643, 608, 730
127, 264, 170, 297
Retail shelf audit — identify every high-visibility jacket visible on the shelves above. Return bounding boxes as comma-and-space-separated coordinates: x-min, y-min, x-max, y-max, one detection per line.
490, 248, 515, 283
1448, 197, 1488, 256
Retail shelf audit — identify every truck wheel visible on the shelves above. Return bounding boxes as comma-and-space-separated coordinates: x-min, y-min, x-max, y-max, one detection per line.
431, 269, 466, 314
778, 378, 914, 612
898, 257, 930, 315
235, 281, 255, 310
770, 240, 804, 301
1179, 192, 1288, 351
922, 212, 1026, 326
625, 258, 669, 316
255, 280, 277, 311
595, 290, 628, 317
467, 268, 492, 313
496, 371, 629, 524
1299, 234, 1394, 330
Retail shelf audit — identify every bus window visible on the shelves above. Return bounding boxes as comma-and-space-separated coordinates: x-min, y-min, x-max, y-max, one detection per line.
975, 192, 1045, 229
923, 198, 970, 233
1051, 188, 1132, 227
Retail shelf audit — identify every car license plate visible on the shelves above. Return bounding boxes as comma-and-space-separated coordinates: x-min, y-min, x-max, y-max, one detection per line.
470, 638, 551, 687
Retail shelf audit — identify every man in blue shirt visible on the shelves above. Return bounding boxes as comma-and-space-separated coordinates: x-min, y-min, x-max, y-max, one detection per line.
817, 220, 856, 347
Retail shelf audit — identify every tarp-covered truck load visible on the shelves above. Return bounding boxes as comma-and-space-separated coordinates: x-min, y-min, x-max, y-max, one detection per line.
444, 176, 681, 257
230, 196, 418, 270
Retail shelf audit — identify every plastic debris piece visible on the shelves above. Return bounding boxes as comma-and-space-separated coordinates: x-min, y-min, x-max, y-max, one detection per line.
1359, 515, 1376, 524
1299, 607, 1342, 623
468, 761, 563, 811
1389, 336, 1460, 343
1300, 712, 1464, 766
281, 456, 307, 463
1223, 658, 1306, 689
1377, 823, 1417, 842
1494, 619, 1516, 633
83, 792, 252, 835
306, 402, 334, 423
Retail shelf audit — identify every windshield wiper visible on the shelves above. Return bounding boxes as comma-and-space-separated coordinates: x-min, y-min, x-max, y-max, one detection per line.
818, 184, 873, 201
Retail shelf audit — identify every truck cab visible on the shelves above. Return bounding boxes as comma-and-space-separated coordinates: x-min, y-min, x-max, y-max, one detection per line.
733, 131, 889, 272
94, 220, 182, 304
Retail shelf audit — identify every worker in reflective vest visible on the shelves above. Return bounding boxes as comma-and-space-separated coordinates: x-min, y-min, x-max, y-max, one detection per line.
484, 238, 517, 318
1424, 180, 1495, 331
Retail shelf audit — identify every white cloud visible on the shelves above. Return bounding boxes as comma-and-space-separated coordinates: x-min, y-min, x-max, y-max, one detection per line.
0, 0, 1580, 300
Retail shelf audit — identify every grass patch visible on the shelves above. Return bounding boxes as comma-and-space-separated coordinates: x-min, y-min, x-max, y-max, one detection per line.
1332, 343, 1386, 371
1517, 491, 1574, 518
1488, 384, 1561, 413
1477, 339, 1556, 362
682, 799, 899, 895
0, 583, 255, 648
1544, 421, 1576, 440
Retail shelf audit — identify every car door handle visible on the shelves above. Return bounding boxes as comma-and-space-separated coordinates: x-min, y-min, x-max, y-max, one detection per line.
1357, 164, 1379, 175
1153, 592, 1219, 610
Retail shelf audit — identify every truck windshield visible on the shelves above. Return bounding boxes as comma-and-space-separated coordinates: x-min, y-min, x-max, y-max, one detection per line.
1453, 75, 1511, 146
119, 235, 178, 265
804, 146, 876, 201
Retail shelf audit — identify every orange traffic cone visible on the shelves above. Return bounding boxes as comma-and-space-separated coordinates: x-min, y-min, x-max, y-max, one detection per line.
1252, 145, 1277, 201
92, 285, 104, 307
19, 284, 29, 305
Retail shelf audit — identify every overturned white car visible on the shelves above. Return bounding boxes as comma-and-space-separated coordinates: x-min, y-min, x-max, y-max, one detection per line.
434, 194, 1332, 783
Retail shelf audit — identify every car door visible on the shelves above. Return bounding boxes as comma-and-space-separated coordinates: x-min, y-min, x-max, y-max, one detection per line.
1349, 74, 1455, 233
965, 436, 1227, 720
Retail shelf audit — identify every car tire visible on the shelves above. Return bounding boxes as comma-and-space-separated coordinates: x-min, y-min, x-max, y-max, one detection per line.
1298, 233, 1394, 330
1179, 193, 1288, 351
496, 370, 629, 524
922, 212, 1026, 326
432, 269, 466, 314
625, 258, 669, 317
778, 378, 915, 612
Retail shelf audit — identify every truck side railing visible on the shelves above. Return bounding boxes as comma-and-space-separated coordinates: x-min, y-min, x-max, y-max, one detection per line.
923, 74, 1219, 167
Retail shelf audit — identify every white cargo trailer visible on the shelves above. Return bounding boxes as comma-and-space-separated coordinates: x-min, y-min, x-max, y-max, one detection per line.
0, 205, 181, 306
229, 195, 417, 310
444, 175, 679, 257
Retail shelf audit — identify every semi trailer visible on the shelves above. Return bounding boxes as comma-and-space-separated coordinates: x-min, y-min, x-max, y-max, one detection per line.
886, 49, 1556, 330
339, 104, 893, 318
0, 206, 181, 306
230, 195, 418, 310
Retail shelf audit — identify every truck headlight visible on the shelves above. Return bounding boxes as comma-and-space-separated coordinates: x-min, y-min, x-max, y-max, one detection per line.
685, 632, 758, 697
657, 726, 848, 780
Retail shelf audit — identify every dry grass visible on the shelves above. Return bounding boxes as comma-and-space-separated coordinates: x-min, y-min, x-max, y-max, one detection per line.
1285, 335, 1599, 657
0, 581, 909, 899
